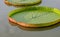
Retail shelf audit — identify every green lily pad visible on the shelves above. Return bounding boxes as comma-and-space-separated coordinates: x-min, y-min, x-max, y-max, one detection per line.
9, 6, 60, 27
7, 0, 42, 6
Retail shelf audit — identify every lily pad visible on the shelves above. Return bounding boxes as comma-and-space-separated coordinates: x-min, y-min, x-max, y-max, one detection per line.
9, 6, 60, 27
5, 0, 42, 6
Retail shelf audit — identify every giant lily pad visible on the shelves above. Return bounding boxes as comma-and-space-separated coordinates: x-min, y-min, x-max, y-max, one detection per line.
9, 6, 60, 27
4, 0, 42, 7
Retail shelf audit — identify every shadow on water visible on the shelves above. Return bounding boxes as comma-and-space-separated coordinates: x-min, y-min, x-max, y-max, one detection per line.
17, 22, 60, 31
9, 22, 60, 31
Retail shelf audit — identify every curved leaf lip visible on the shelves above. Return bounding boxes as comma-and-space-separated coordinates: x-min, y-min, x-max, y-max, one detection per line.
8, 6, 60, 27
4, 0, 42, 7
54, 8, 60, 15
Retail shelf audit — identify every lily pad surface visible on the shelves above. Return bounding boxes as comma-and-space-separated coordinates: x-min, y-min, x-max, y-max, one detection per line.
9, 6, 60, 27
7, 0, 41, 6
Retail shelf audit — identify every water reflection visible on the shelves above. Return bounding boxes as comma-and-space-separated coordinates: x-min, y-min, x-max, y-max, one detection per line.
9, 22, 18, 26
10, 22, 60, 31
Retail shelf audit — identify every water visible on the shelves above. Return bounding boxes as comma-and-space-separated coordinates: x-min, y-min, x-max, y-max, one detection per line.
0, 0, 60, 37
